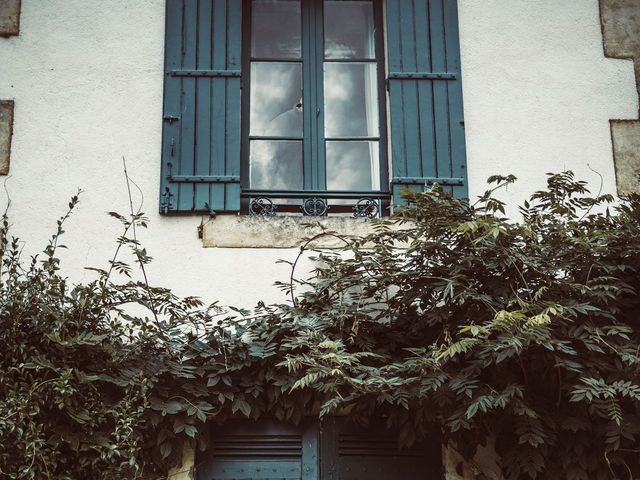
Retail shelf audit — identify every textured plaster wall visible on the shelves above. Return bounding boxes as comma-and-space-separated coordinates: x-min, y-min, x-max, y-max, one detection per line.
0, 0, 295, 307
0, 2, 636, 478
0, 0, 636, 306
459, 0, 637, 208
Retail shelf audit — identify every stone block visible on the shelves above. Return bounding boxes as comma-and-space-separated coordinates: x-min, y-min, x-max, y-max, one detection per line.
202, 215, 387, 248
167, 442, 195, 480
0, 0, 20, 37
600, 0, 640, 60
600, 0, 640, 193
611, 120, 640, 195
0, 101, 14, 175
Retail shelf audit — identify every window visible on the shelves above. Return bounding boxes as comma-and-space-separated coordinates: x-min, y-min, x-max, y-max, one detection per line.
243, 0, 387, 216
160, 0, 467, 217
196, 417, 442, 479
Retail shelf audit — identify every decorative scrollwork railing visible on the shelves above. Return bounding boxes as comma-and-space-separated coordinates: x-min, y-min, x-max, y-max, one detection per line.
249, 197, 277, 216
242, 190, 390, 218
352, 198, 379, 218
301, 197, 329, 216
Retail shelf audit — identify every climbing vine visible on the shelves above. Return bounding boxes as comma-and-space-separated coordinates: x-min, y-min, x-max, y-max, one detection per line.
0, 172, 638, 479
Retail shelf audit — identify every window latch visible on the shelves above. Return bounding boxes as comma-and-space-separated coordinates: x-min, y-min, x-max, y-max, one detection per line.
316, 108, 320, 118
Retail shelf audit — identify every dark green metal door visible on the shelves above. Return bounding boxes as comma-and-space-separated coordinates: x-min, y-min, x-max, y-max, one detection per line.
197, 418, 441, 480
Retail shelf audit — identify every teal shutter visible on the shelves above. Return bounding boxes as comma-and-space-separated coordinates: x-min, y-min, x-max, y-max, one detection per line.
320, 418, 442, 480
386, 0, 468, 205
160, 0, 242, 213
197, 420, 319, 480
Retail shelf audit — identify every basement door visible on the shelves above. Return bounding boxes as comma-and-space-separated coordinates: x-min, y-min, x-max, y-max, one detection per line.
196, 418, 442, 479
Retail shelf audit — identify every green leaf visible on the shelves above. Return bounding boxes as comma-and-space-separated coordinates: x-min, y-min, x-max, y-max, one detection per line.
184, 424, 197, 438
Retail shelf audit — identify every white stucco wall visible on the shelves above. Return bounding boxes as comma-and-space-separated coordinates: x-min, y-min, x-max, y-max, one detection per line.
0, 0, 637, 309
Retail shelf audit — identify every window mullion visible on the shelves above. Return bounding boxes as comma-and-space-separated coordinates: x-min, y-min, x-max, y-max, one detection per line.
301, 0, 315, 190
312, 0, 326, 190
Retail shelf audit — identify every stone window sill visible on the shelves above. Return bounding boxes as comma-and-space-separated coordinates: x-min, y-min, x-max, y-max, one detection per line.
201, 215, 383, 248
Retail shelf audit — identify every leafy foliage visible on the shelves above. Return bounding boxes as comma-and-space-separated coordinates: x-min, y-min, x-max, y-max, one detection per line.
1, 172, 639, 479
279, 172, 640, 479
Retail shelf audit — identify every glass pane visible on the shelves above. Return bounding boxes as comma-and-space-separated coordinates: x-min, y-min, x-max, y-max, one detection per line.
325, 1, 375, 59
250, 140, 303, 190
326, 141, 380, 191
252, 0, 301, 59
324, 63, 379, 138
250, 62, 303, 137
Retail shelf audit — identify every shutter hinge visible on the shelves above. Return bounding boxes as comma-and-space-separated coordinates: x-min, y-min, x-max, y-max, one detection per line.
168, 69, 241, 78
160, 187, 174, 214
169, 175, 240, 183
204, 202, 217, 218
388, 72, 457, 80
393, 176, 465, 186
163, 115, 180, 124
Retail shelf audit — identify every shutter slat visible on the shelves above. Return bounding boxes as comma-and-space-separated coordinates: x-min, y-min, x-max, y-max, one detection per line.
224, 0, 242, 211
176, 1, 197, 211
160, 0, 184, 213
209, 0, 228, 211
160, 0, 241, 213
444, 0, 468, 198
194, 0, 213, 211
415, 0, 437, 181
387, 0, 467, 205
429, 0, 452, 193
386, 0, 406, 190
400, 0, 419, 181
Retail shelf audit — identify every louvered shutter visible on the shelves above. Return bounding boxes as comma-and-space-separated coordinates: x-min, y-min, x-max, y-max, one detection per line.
386, 0, 468, 206
160, 0, 242, 213
197, 420, 319, 480
320, 418, 442, 480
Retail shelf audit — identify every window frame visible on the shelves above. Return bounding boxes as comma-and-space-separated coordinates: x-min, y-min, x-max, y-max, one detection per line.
239, 0, 390, 216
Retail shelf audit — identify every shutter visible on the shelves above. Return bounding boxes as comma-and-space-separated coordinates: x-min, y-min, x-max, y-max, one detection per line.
320, 418, 442, 480
160, 0, 242, 213
197, 420, 319, 480
386, 0, 468, 206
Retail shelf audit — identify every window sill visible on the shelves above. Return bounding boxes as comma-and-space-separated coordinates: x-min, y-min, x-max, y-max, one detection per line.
201, 215, 382, 248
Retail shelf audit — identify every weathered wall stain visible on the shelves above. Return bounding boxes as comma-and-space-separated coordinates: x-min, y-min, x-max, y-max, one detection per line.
0, 0, 20, 37
0, 101, 14, 175
600, 0, 640, 194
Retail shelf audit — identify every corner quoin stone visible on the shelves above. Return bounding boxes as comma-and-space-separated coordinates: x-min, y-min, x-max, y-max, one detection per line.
0, 0, 21, 37
0, 101, 14, 175
599, 0, 640, 194
611, 120, 640, 195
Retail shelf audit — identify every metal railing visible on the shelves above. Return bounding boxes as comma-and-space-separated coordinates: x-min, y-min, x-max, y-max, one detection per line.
241, 190, 392, 218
